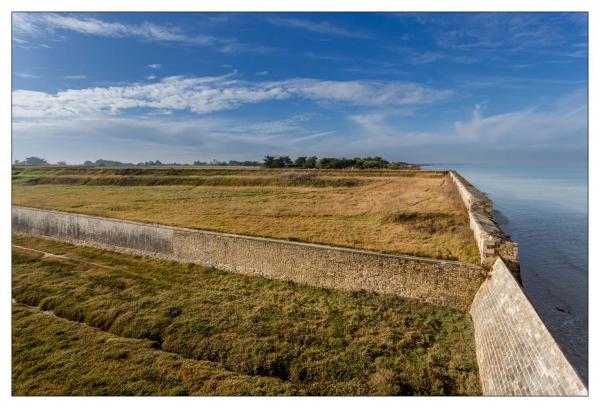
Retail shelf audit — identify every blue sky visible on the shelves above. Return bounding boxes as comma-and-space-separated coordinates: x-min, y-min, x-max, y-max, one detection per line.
12, 12, 588, 164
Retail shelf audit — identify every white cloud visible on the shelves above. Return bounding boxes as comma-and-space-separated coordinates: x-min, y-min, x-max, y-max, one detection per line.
256, 71, 269, 76
12, 89, 587, 164
147, 63, 161, 69
12, 13, 41, 36
453, 99, 587, 146
344, 88, 587, 156
268, 17, 372, 39
15, 72, 40, 79
278, 79, 451, 106
407, 13, 587, 62
12, 13, 270, 54
227, 114, 312, 135
219, 42, 280, 55
12, 75, 450, 119
14, 13, 219, 45
11, 114, 336, 163
389, 46, 477, 65
146, 75, 157, 80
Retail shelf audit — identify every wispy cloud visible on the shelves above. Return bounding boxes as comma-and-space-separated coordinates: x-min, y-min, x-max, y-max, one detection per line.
15, 72, 40, 79
63, 75, 86, 80
256, 71, 269, 76
146, 63, 161, 69
268, 17, 372, 39
343, 88, 587, 161
453, 92, 587, 146
219, 43, 280, 55
12, 114, 335, 163
407, 12, 587, 61
12, 75, 450, 119
389, 46, 478, 65
12, 86, 586, 164
12, 13, 272, 54
14, 13, 219, 45
226, 114, 312, 135
274, 78, 451, 107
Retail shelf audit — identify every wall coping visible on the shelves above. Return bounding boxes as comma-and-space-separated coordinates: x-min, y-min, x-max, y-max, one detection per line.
448, 171, 520, 277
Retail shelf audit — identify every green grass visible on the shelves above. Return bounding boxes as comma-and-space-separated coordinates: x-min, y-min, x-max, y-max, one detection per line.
12, 305, 297, 396
16, 174, 364, 188
12, 234, 481, 396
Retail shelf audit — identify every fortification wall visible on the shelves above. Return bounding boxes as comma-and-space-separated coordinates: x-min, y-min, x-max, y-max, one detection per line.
470, 258, 586, 395
12, 192, 587, 395
449, 171, 520, 277
12, 206, 485, 312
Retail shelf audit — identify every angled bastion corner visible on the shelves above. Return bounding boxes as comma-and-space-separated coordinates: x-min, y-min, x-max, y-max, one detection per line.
449, 171, 586, 396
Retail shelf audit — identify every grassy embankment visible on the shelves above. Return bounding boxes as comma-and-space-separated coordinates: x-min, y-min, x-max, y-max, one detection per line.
12, 166, 479, 263
12, 235, 481, 396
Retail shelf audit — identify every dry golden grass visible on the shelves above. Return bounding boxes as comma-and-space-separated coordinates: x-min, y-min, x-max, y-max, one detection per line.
12, 168, 479, 263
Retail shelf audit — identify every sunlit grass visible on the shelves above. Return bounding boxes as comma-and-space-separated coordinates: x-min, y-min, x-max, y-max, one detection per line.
12, 167, 479, 263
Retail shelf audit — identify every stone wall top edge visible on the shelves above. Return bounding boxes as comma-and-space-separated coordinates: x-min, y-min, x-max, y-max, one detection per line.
12, 205, 483, 269
449, 172, 518, 249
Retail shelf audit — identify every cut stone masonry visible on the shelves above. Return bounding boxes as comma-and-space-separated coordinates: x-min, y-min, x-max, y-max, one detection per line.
449, 171, 520, 280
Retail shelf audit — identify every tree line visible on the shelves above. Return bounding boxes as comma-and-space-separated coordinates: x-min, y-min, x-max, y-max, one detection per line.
263, 155, 414, 169
14, 156, 415, 169
13, 158, 262, 167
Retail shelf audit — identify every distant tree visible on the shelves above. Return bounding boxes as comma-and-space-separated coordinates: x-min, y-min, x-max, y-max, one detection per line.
56, 161, 67, 166
318, 157, 344, 169
83, 160, 94, 166
95, 159, 132, 167
277, 156, 293, 167
304, 156, 318, 168
24, 156, 48, 165
353, 156, 388, 169
13, 159, 20, 165
263, 155, 277, 168
294, 156, 307, 167
228, 160, 261, 166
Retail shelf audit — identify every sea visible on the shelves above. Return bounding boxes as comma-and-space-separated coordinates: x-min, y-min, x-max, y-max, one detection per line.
427, 164, 588, 384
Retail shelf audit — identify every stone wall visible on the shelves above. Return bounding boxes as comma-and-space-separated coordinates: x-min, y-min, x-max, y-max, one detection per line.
449, 171, 520, 278
12, 206, 485, 312
470, 258, 587, 395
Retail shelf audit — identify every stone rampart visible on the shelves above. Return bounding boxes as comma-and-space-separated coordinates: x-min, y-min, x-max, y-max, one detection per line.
470, 258, 586, 395
449, 171, 520, 278
12, 200, 586, 395
12, 206, 485, 312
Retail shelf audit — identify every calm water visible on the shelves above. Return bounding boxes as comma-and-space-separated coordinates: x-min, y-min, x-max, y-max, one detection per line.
429, 164, 588, 383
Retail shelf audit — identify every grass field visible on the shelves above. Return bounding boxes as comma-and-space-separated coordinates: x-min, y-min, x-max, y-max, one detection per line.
12, 235, 481, 396
12, 166, 479, 263
12, 305, 296, 396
